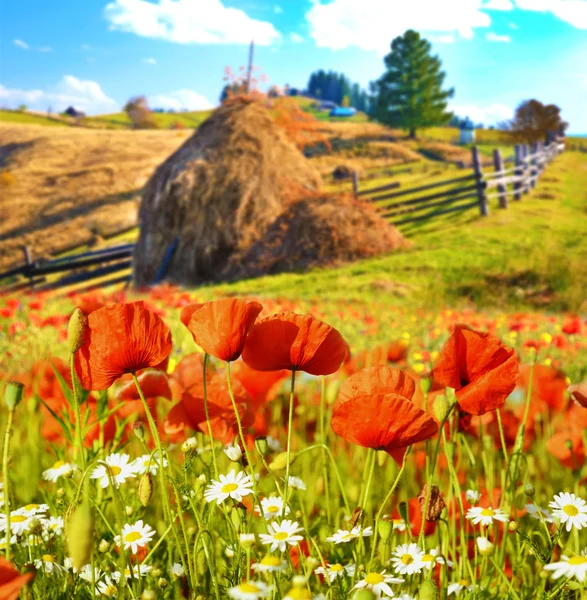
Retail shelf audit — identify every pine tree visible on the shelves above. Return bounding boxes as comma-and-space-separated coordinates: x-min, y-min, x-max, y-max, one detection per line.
372, 30, 454, 138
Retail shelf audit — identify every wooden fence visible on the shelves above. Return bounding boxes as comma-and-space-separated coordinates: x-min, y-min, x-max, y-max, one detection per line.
0, 139, 565, 294
352, 139, 565, 226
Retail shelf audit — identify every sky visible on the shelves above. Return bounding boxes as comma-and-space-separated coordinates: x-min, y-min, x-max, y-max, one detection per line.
1, 0, 586, 133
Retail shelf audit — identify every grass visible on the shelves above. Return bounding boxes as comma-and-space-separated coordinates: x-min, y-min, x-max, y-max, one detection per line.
0, 110, 69, 127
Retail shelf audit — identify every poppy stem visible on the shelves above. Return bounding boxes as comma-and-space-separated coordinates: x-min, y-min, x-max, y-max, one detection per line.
283, 369, 297, 516
319, 376, 331, 524
2, 407, 14, 562
202, 354, 218, 479
70, 352, 86, 472
368, 447, 410, 571
495, 409, 510, 470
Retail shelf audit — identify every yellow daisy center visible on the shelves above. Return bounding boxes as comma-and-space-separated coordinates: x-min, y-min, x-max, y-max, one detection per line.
124, 531, 142, 542
221, 483, 238, 494
267, 505, 280, 513
42, 554, 54, 562
422, 554, 434, 562
11, 515, 27, 523
109, 465, 122, 476
568, 556, 587, 565
563, 504, 579, 516
401, 553, 414, 565
274, 531, 289, 541
459, 579, 470, 586
261, 555, 282, 567
24, 504, 39, 511
238, 583, 260, 593
365, 572, 385, 585
52, 461, 66, 469
480, 508, 494, 517
330, 564, 344, 572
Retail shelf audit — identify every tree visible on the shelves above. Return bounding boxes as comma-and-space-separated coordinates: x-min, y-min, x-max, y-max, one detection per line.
511, 99, 568, 143
372, 30, 454, 138
124, 96, 156, 129
341, 95, 350, 107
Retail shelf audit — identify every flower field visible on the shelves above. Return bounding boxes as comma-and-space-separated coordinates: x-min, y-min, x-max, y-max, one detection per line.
0, 287, 586, 600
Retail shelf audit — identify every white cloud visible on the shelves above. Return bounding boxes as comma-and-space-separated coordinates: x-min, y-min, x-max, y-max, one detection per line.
430, 34, 456, 44
483, 0, 513, 10
38, 46, 53, 52
149, 89, 214, 111
13, 39, 29, 49
486, 31, 511, 42
274, 4, 283, 13
451, 103, 513, 125
516, 0, 587, 29
104, 0, 281, 45
289, 32, 304, 43
0, 76, 117, 114
143, 57, 157, 64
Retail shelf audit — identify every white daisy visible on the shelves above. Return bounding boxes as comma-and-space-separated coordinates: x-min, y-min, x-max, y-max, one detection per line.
259, 520, 303, 552
204, 470, 254, 505
14, 503, 49, 517
256, 496, 290, 520
466, 489, 481, 505
266, 437, 283, 453
1, 512, 31, 536
131, 453, 168, 475
44, 516, 64, 538
476, 537, 495, 556
0, 535, 17, 550
285, 476, 307, 491
111, 564, 153, 581
421, 548, 453, 569
79, 565, 104, 583
314, 562, 356, 582
224, 442, 243, 462
34, 554, 65, 574
392, 518, 407, 532
549, 493, 587, 532
239, 533, 256, 547
447, 580, 476, 596
544, 554, 587, 581
171, 562, 185, 577
466, 506, 508, 527
119, 520, 155, 554
90, 453, 136, 489
352, 570, 404, 598
228, 581, 273, 599
96, 577, 118, 597
251, 555, 288, 573
326, 525, 373, 544
42, 460, 77, 482
391, 543, 425, 575
526, 504, 555, 523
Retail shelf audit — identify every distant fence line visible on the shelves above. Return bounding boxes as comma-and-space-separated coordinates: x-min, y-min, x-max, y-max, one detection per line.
352, 139, 565, 226
0, 139, 566, 295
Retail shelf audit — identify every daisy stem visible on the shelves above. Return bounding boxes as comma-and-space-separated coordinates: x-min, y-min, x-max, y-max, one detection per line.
131, 372, 191, 588
2, 407, 14, 561
368, 447, 409, 571
283, 369, 297, 515
202, 354, 218, 479
495, 409, 509, 470
70, 352, 86, 472
490, 557, 522, 600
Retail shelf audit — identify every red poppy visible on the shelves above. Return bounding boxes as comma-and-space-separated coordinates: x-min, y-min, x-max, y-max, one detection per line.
180, 303, 204, 329
187, 298, 262, 362
433, 325, 519, 416
0, 558, 33, 600
547, 428, 585, 470
570, 383, 587, 409
242, 312, 347, 376
331, 393, 438, 465
74, 302, 172, 390
230, 360, 288, 407
116, 371, 172, 402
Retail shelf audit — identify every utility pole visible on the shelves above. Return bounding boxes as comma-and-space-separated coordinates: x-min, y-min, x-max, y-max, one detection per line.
246, 40, 254, 93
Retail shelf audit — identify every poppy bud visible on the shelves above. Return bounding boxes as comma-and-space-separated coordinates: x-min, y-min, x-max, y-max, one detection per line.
141, 591, 157, 600
182, 437, 198, 457
66, 502, 95, 570
420, 377, 432, 396
157, 578, 168, 589
433, 394, 451, 423
378, 519, 392, 541
476, 536, 494, 556
151, 568, 163, 579
132, 421, 145, 442
419, 579, 438, 600
255, 436, 269, 457
98, 539, 110, 553
269, 451, 295, 471
353, 590, 377, 600
138, 473, 153, 507
67, 309, 87, 353
315, 477, 324, 495
306, 557, 319, 570
524, 484, 535, 498
4, 381, 24, 411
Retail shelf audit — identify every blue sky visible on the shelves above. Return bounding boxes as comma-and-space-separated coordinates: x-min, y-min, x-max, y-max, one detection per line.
1, 0, 586, 132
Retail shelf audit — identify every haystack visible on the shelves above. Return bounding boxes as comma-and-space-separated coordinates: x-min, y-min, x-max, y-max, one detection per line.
133, 98, 322, 285
222, 194, 408, 281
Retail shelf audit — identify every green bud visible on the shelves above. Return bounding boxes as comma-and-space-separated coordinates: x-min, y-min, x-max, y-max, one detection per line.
255, 436, 269, 457
4, 381, 24, 411
268, 451, 295, 471
433, 394, 450, 423
157, 578, 168, 589
138, 473, 153, 507
377, 519, 392, 541
420, 377, 432, 396
98, 539, 110, 553
353, 590, 377, 600
141, 591, 157, 600
132, 421, 145, 442
151, 568, 163, 579
508, 520, 519, 532
66, 502, 94, 570
67, 308, 87, 353
524, 483, 535, 498
419, 579, 438, 600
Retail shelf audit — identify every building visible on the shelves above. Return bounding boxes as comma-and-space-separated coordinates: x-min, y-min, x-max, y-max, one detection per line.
459, 117, 476, 144
63, 106, 86, 119
329, 106, 356, 118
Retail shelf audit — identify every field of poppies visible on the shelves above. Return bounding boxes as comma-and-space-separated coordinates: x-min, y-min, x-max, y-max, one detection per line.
0, 286, 586, 600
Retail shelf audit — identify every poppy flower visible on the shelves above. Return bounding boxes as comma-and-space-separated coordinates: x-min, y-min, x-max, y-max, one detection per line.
74, 302, 172, 391
116, 371, 172, 403
0, 558, 33, 600
547, 428, 585, 470
180, 303, 204, 329
331, 393, 438, 465
242, 312, 347, 376
433, 325, 519, 416
187, 298, 263, 362
569, 383, 587, 409
230, 360, 288, 407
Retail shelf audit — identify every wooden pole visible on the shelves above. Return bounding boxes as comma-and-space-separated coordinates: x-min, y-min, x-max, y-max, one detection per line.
522, 144, 530, 194
530, 142, 539, 188
22, 246, 34, 289
472, 146, 488, 216
513, 144, 523, 201
492, 148, 508, 209
352, 171, 359, 198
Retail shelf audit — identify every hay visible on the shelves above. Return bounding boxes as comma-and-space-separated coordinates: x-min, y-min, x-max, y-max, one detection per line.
133, 98, 322, 285
222, 193, 408, 281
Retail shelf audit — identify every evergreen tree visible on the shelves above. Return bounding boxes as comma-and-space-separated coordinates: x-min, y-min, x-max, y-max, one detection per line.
372, 30, 454, 138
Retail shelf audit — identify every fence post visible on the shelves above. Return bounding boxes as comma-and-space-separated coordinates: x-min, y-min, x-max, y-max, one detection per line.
352, 171, 359, 198
513, 145, 523, 201
522, 144, 530, 194
492, 148, 508, 209
472, 146, 488, 216
22, 246, 35, 289
530, 142, 539, 189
